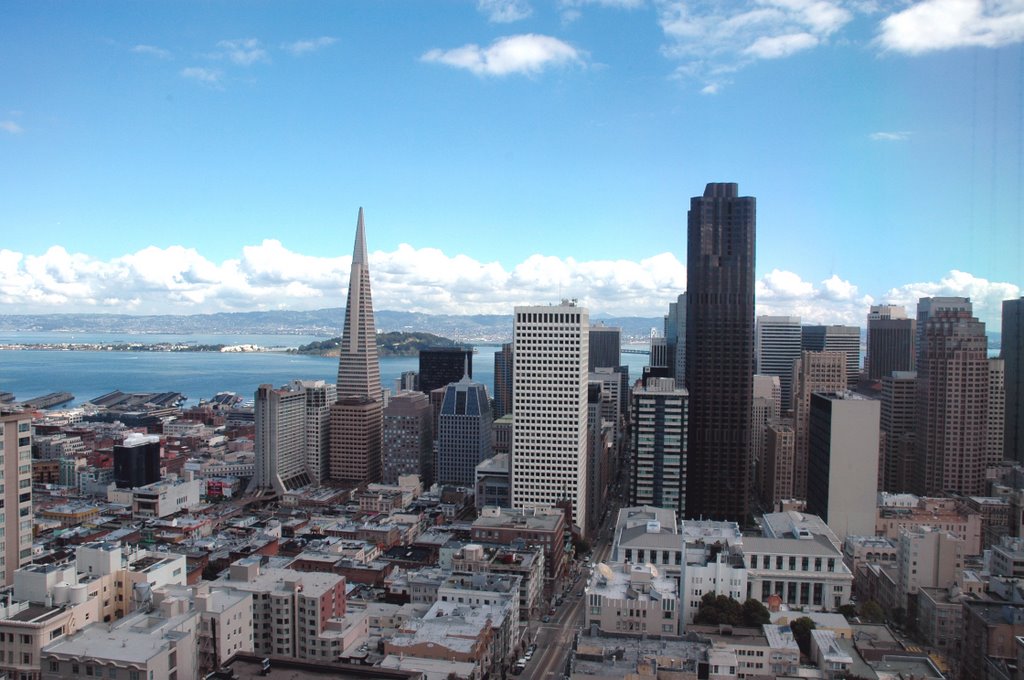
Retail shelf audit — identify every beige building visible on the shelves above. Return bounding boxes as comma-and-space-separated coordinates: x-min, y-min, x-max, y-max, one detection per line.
791, 351, 847, 499
585, 563, 679, 637
876, 494, 984, 555
806, 391, 881, 542
762, 420, 796, 506
0, 411, 34, 586
214, 557, 363, 663
896, 526, 964, 609
41, 592, 198, 680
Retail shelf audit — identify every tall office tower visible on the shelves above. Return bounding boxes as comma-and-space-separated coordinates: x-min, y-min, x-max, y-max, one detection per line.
295, 379, 336, 485
791, 351, 847, 499
1005, 298, 1024, 463
762, 419, 796, 507
113, 436, 161, 488
915, 297, 971, 368
989, 358, 1006, 464
590, 368, 624, 450
684, 182, 755, 522
493, 342, 514, 418
394, 371, 418, 393
329, 209, 384, 484
589, 324, 621, 371
880, 371, 917, 493
649, 336, 669, 372
807, 391, 881, 542
419, 347, 473, 395
253, 383, 311, 494
801, 325, 861, 387
437, 376, 493, 486
752, 374, 781, 503
511, 302, 590, 533
630, 377, 688, 514
756, 316, 802, 408
382, 391, 432, 484
665, 293, 687, 388
914, 305, 990, 496
0, 411, 32, 585
587, 382, 613, 533
866, 305, 915, 380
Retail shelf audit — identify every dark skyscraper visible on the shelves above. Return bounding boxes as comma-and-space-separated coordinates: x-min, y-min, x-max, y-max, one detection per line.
588, 324, 621, 371
114, 437, 161, 489
1004, 298, 1024, 463
493, 342, 513, 419
684, 182, 755, 522
418, 347, 473, 395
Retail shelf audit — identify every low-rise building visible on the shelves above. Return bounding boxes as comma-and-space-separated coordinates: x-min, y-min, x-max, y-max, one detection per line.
132, 475, 203, 519
585, 563, 679, 637
41, 592, 199, 680
611, 506, 683, 569
743, 534, 853, 611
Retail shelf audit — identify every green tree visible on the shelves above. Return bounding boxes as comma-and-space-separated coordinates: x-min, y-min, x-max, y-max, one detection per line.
789, 617, 816, 657
837, 603, 857, 619
859, 600, 885, 623
741, 598, 771, 626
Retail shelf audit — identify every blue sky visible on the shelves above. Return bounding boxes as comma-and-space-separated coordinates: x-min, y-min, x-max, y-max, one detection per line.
1, 0, 1021, 327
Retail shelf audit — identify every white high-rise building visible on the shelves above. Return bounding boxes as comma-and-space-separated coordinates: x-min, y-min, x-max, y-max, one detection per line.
252, 383, 310, 495
756, 315, 802, 408
512, 302, 590, 533
294, 379, 336, 485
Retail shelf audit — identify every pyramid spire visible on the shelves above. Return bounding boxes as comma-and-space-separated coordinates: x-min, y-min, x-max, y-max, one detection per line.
352, 207, 368, 265
336, 208, 382, 400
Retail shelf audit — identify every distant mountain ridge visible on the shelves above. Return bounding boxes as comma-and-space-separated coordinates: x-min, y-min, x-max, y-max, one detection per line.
0, 309, 665, 343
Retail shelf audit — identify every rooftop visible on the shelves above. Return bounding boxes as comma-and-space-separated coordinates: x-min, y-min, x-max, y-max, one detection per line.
43, 607, 197, 664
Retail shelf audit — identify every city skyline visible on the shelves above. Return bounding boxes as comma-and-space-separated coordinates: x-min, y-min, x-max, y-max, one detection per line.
1, 2, 1021, 326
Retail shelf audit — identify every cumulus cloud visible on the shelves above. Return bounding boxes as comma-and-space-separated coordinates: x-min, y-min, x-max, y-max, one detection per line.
658, 0, 852, 90
180, 67, 223, 87
281, 36, 337, 55
0, 244, 1017, 328
0, 120, 23, 134
478, 0, 534, 22
870, 131, 912, 141
131, 44, 172, 59
421, 34, 583, 76
216, 38, 269, 66
877, 0, 1024, 53
881, 270, 1020, 329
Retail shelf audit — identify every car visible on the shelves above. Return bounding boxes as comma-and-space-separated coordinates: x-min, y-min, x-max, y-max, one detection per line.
542, 615, 551, 623
524, 652, 533, 661
528, 643, 537, 653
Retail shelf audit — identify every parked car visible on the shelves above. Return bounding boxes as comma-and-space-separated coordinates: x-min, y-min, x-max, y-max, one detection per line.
542, 615, 551, 623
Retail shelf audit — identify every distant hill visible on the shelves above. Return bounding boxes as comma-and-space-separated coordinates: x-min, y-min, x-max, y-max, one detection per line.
0, 309, 664, 343
291, 331, 460, 357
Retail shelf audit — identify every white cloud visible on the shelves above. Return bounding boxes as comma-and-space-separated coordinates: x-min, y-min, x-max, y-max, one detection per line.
422, 34, 583, 76
882, 270, 1020, 328
877, 0, 1024, 53
658, 0, 852, 90
180, 67, 223, 87
478, 0, 534, 23
281, 36, 338, 55
216, 38, 269, 66
0, 121, 23, 134
0, 244, 1017, 329
131, 44, 172, 59
870, 130, 912, 141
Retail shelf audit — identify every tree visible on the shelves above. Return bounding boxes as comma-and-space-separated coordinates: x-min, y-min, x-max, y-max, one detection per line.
741, 598, 771, 626
789, 617, 816, 657
859, 600, 885, 623
694, 594, 768, 627
837, 603, 857, 619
